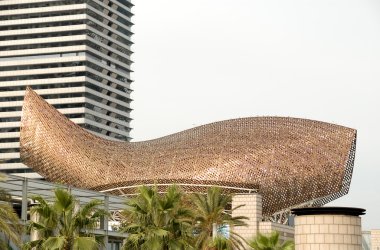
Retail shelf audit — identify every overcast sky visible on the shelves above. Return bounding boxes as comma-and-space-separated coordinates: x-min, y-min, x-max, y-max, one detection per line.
129, 0, 380, 230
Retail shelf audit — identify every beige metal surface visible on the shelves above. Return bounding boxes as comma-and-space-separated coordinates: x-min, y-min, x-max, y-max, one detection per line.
20, 88, 357, 216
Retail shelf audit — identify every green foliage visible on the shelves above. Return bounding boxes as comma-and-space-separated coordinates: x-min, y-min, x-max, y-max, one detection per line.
248, 231, 295, 250
120, 186, 248, 250
23, 188, 108, 250
120, 185, 194, 250
209, 236, 233, 250
191, 187, 248, 250
0, 174, 23, 249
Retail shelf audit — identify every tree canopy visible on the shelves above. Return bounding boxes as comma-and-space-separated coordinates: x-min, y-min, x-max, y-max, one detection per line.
23, 188, 108, 250
0, 174, 23, 249
248, 231, 295, 250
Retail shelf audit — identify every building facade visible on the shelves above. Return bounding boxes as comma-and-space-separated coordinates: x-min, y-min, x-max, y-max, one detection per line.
371, 230, 380, 250
0, 0, 133, 178
0, 173, 127, 250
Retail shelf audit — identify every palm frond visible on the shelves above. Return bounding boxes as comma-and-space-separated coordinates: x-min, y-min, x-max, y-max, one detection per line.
0, 200, 23, 247
24, 188, 108, 249
41, 236, 66, 250
248, 231, 295, 250
53, 189, 75, 212
73, 236, 99, 250
22, 239, 44, 250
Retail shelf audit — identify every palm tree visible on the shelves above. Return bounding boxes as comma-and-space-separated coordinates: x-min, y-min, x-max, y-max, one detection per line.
120, 185, 194, 250
248, 231, 294, 250
191, 187, 248, 250
23, 188, 108, 250
0, 174, 23, 249
208, 236, 233, 250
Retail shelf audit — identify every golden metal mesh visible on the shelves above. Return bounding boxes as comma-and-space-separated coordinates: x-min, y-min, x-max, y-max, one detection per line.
20, 87, 357, 217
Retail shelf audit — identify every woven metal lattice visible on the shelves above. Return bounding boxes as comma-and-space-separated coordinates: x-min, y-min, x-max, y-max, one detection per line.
20, 88, 357, 217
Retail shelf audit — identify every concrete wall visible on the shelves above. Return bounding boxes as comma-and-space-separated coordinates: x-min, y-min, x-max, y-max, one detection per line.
232, 193, 263, 240
232, 193, 295, 247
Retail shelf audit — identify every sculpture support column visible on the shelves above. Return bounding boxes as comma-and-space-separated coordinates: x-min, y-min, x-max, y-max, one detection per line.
292, 207, 365, 250
232, 193, 263, 241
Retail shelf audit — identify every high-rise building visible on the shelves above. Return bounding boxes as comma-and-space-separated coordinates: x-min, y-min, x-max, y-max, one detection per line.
0, 0, 134, 178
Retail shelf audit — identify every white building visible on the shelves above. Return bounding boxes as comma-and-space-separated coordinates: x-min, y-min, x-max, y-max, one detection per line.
363, 230, 380, 250
0, 0, 134, 178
